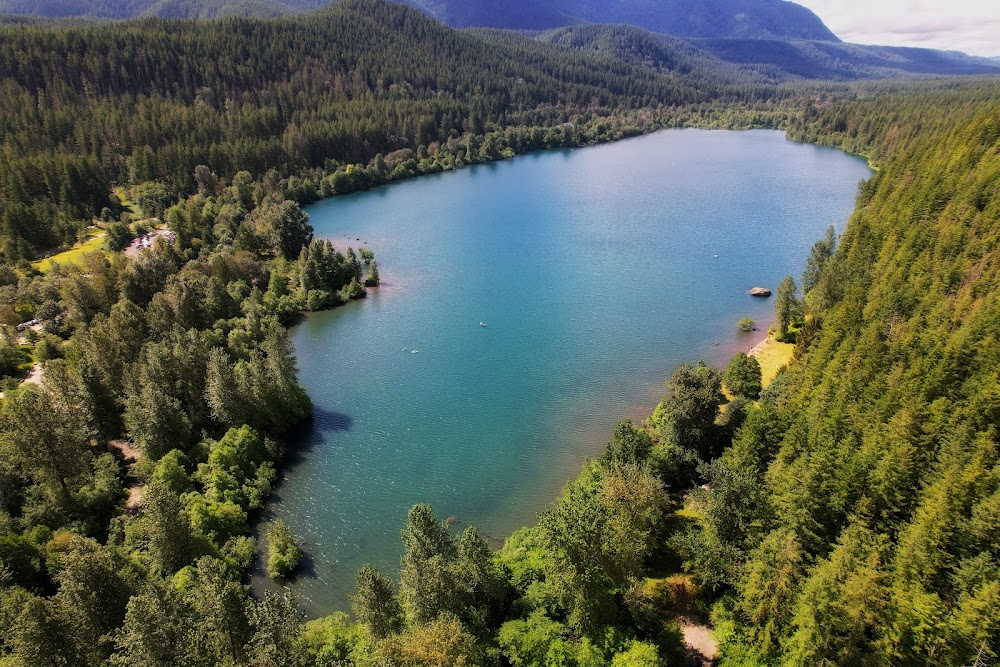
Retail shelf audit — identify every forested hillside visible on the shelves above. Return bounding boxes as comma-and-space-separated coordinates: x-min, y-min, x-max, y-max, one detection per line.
693, 38, 1000, 80
0, 0, 838, 40
4, 0, 995, 84
691, 82, 1000, 664
0, 0, 770, 261
536, 24, 746, 81
0, 0, 328, 19
538, 25, 1000, 84
397, 0, 839, 40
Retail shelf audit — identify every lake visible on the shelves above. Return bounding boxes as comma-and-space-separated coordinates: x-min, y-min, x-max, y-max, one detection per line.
259, 129, 872, 614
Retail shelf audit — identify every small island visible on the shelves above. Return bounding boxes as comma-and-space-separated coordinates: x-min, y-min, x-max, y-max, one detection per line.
748, 286, 772, 297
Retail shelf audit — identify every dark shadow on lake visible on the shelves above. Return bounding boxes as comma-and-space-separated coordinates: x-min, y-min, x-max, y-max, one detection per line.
284, 311, 307, 327
293, 549, 320, 580
313, 406, 354, 432
279, 406, 354, 474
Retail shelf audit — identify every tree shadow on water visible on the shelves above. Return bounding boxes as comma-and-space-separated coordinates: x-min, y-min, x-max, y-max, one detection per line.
278, 406, 354, 474
313, 406, 354, 432
292, 548, 319, 580
248, 538, 322, 600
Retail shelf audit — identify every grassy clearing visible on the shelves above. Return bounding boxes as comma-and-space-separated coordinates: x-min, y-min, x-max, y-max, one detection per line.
33, 232, 109, 273
751, 336, 795, 388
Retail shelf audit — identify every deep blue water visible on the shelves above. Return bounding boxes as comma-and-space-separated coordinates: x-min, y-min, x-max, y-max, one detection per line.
260, 129, 872, 614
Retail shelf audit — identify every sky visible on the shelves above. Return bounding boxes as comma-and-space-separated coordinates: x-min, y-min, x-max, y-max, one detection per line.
793, 0, 1000, 57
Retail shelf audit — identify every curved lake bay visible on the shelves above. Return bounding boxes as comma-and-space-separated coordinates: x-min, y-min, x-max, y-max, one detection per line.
262, 129, 872, 613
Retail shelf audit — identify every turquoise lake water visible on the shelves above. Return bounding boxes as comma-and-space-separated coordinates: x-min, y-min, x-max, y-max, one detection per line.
260, 129, 872, 614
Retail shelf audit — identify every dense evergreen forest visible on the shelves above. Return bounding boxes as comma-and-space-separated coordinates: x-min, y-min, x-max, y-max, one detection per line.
712, 83, 1000, 664
0, 0, 783, 261
0, 0, 839, 40
0, 0, 998, 663
0, 0, 328, 19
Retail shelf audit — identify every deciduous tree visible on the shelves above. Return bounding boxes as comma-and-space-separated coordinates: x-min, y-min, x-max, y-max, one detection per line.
724, 352, 762, 399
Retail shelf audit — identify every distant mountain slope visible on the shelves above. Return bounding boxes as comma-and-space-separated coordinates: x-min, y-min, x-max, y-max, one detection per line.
398, 0, 840, 40
0, 0, 328, 19
138, 0, 307, 18
1, 0, 997, 81
0, 0, 138, 18
0, 0, 838, 40
538, 24, 1000, 82
694, 38, 1000, 80
536, 24, 747, 81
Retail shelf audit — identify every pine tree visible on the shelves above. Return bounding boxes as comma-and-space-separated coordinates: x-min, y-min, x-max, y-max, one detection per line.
774, 275, 799, 338
352, 564, 404, 639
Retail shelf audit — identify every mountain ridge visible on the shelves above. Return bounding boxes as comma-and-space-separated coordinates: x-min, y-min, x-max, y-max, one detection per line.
0, 0, 840, 41
693, 37, 1000, 79
1, 0, 997, 80
395, 0, 840, 41
537, 23, 1000, 82
0, 0, 328, 19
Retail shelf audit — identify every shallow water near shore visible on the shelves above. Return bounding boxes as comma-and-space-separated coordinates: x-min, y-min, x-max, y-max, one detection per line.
255, 129, 872, 614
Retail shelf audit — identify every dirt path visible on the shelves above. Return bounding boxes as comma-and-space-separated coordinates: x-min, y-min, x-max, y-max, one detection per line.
646, 576, 718, 665
680, 621, 718, 665
125, 485, 144, 513
109, 439, 144, 512
109, 439, 141, 462
22, 363, 43, 386
15, 322, 43, 345
0, 363, 44, 399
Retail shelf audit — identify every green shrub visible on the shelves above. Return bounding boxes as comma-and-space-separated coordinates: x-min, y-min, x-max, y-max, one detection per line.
364, 260, 380, 287
339, 278, 366, 301
266, 519, 302, 580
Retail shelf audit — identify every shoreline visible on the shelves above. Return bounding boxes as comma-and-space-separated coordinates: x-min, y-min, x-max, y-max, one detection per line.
748, 332, 771, 357
293, 121, 796, 216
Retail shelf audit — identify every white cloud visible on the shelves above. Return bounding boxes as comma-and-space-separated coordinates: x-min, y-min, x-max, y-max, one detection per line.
793, 0, 1000, 57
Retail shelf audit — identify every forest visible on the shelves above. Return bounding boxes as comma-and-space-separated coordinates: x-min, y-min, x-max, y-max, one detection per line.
0, 0, 841, 39
0, 0, 329, 19
0, 0, 782, 261
0, 0, 998, 663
